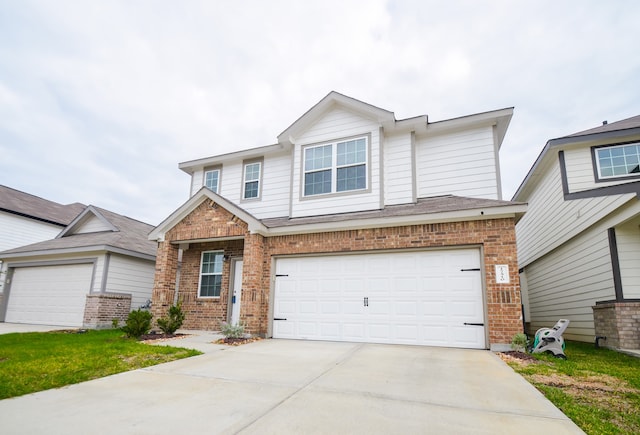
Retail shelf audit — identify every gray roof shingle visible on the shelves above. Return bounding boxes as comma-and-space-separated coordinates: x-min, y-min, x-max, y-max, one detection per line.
0, 185, 85, 226
564, 114, 640, 138
261, 195, 524, 228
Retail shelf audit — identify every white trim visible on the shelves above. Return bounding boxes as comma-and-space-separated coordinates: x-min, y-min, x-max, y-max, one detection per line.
0, 245, 155, 262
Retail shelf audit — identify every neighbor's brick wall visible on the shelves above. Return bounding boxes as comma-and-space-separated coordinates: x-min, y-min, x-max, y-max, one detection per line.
593, 302, 640, 349
152, 198, 523, 348
83, 293, 132, 329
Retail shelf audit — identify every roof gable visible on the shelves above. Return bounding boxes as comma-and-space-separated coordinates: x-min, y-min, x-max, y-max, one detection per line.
57, 206, 118, 238
149, 188, 267, 241
277, 91, 396, 145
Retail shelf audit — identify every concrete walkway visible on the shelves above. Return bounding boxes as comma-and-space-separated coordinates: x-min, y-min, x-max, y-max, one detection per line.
0, 333, 584, 435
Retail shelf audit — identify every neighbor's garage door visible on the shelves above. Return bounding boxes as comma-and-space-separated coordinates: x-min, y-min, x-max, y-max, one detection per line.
273, 249, 486, 348
5, 264, 93, 327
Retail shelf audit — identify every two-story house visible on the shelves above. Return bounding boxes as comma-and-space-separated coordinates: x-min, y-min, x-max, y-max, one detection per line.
150, 92, 527, 351
514, 115, 640, 350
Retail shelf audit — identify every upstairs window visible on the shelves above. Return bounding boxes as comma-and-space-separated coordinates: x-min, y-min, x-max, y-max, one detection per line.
204, 168, 220, 193
595, 142, 640, 180
199, 251, 223, 298
243, 160, 262, 200
304, 137, 368, 197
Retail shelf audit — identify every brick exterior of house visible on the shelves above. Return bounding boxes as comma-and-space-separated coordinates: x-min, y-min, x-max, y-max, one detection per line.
593, 302, 640, 350
151, 198, 523, 348
83, 293, 132, 329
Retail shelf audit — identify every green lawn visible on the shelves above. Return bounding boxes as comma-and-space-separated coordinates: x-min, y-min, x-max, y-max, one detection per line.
504, 341, 640, 435
0, 329, 201, 399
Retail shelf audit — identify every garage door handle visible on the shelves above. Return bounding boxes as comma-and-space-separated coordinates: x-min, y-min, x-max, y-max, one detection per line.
273, 318, 287, 321
464, 322, 484, 326
461, 268, 481, 272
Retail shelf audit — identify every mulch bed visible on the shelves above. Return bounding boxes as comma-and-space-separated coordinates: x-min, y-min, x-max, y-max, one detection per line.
215, 337, 262, 346
139, 333, 188, 342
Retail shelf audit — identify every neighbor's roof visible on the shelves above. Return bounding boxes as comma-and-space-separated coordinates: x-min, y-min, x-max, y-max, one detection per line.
513, 114, 640, 200
0, 205, 157, 260
563, 114, 640, 138
0, 185, 86, 226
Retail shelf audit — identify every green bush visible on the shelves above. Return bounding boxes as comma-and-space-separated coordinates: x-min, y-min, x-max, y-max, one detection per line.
156, 303, 186, 335
121, 309, 152, 339
220, 321, 245, 339
511, 333, 529, 352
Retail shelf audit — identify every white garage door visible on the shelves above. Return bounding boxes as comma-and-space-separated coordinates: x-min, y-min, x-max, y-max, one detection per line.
273, 249, 486, 348
5, 264, 93, 327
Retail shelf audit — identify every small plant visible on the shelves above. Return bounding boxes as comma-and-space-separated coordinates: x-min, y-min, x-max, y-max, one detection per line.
220, 321, 245, 339
121, 309, 152, 339
156, 303, 186, 335
511, 333, 529, 352
112, 318, 119, 329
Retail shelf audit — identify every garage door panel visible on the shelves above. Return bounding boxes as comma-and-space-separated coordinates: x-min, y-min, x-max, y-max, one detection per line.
273, 249, 485, 348
6, 264, 93, 327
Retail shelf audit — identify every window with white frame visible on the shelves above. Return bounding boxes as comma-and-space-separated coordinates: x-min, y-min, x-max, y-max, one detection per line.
204, 168, 220, 193
595, 142, 640, 180
243, 161, 262, 199
199, 251, 223, 297
304, 137, 367, 196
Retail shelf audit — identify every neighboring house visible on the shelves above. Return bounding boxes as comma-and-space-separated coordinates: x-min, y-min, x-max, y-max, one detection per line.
513, 115, 640, 350
0, 205, 157, 328
150, 91, 527, 351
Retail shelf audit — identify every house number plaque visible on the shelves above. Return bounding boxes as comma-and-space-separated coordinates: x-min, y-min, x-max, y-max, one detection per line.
495, 265, 510, 284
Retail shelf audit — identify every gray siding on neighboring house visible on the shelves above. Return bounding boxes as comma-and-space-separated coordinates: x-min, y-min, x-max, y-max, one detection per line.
524, 227, 615, 342
564, 147, 640, 193
616, 218, 640, 299
104, 254, 155, 309
415, 126, 499, 200
516, 156, 635, 267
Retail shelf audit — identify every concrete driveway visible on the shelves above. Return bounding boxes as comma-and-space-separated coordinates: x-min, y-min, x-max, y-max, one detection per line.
0, 334, 584, 434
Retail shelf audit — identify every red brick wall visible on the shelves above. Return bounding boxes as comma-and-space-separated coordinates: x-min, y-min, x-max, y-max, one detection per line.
83, 293, 132, 329
151, 199, 522, 348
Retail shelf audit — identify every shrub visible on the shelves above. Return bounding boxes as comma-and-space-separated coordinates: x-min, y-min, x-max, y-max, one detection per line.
156, 303, 186, 335
121, 309, 152, 339
220, 321, 245, 339
511, 333, 529, 352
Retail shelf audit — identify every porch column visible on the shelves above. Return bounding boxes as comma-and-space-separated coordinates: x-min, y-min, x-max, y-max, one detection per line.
241, 233, 266, 335
151, 241, 180, 320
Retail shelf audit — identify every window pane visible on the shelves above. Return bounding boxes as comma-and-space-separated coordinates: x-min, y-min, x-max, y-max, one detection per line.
598, 143, 640, 178
304, 170, 332, 195
305, 145, 332, 171
200, 275, 222, 297
337, 164, 366, 192
244, 180, 259, 198
337, 138, 366, 166
201, 252, 223, 274
245, 163, 260, 181
205, 170, 219, 193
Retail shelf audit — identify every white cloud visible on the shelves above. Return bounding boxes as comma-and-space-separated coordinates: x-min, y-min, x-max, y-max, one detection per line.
1, 0, 639, 224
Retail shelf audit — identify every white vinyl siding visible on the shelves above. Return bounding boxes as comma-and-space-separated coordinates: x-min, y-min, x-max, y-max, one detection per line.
0, 211, 62, 252
104, 254, 155, 310
415, 126, 499, 199
291, 107, 381, 218
190, 169, 204, 196
616, 218, 640, 299
73, 215, 112, 234
515, 157, 636, 267
383, 132, 414, 205
524, 228, 615, 343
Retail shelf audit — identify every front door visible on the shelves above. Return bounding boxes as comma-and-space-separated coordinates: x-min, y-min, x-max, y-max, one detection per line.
230, 260, 243, 325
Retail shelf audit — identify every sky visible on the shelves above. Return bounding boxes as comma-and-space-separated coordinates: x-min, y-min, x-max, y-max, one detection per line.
1, 0, 639, 225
